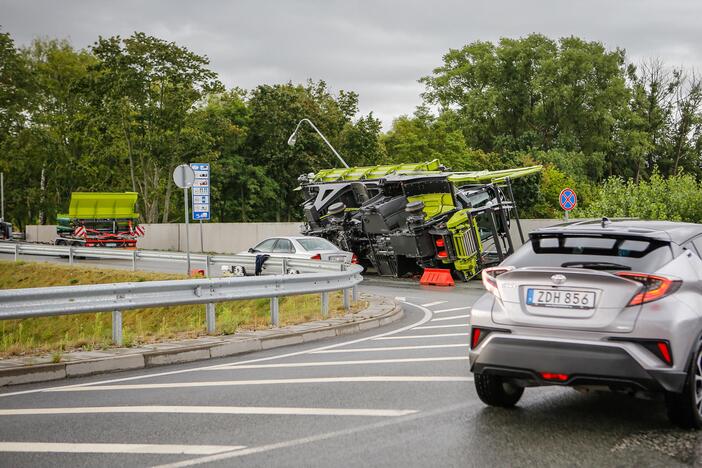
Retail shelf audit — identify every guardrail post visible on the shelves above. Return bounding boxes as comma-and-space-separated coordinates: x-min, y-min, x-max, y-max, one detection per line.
321, 291, 329, 318
14, 243, 19, 262
132, 250, 138, 272
68, 246, 74, 265
343, 288, 350, 311
282, 257, 287, 275
352, 285, 358, 303
205, 255, 211, 278
206, 303, 216, 334
112, 310, 123, 346
270, 297, 279, 327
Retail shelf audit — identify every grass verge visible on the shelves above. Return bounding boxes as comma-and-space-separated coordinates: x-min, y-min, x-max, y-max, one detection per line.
0, 260, 366, 357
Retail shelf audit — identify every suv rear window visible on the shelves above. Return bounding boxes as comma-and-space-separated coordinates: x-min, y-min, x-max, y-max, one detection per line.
504, 234, 674, 273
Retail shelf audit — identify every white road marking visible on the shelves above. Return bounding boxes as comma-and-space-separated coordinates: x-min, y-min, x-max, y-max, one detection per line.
312, 344, 467, 353
413, 324, 468, 330
434, 306, 471, 314
216, 356, 469, 370
421, 301, 448, 307
0, 406, 417, 418
46, 376, 473, 392
0, 442, 245, 455
0, 301, 435, 399
430, 314, 471, 322
153, 401, 481, 468
394, 296, 406, 302
372, 333, 469, 340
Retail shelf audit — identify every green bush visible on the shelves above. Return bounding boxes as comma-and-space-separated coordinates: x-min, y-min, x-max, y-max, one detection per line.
582, 171, 702, 222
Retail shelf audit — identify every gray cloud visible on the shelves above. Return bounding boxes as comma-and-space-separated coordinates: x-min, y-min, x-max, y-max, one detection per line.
2, 0, 701, 128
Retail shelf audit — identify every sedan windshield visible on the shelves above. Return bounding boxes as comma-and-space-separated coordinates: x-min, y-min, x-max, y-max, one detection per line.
297, 238, 339, 251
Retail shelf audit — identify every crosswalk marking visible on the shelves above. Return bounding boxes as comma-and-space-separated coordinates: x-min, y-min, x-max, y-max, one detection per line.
414, 324, 468, 330
421, 301, 448, 307
434, 306, 471, 314
46, 376, 473, 392
216, 356, 469, 369
430, 314, 471, 322
372, 333, 469, 340
312, 344, 467, 353
0, 442, 245, 455
0, 406, 417, 418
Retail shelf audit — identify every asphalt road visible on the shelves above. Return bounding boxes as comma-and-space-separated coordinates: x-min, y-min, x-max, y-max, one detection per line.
0, 253, 700, 467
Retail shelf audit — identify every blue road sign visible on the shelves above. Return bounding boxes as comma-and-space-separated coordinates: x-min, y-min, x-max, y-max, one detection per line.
190, 163, 210, 221
559, 188, 577, 211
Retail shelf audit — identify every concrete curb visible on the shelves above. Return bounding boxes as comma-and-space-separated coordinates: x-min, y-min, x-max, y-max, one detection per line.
0, 295, 402, 387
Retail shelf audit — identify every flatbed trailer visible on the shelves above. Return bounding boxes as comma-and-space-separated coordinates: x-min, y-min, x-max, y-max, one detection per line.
56, 192, 144, 248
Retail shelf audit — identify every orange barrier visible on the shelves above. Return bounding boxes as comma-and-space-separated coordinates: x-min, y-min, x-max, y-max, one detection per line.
419, 268, 455, 287
190, 269, 206, 277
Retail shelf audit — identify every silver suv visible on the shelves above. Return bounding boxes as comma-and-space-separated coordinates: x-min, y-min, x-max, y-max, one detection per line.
469, 219, 702, 428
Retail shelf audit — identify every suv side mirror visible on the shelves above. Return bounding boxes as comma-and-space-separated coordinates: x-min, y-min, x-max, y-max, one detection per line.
248, 248, 256, 253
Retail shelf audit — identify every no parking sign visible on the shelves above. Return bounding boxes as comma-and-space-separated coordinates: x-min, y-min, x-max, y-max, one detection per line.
559, 188, 577, 219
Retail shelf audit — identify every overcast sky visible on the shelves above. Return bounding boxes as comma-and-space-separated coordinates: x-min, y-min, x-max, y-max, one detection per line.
2, 0, 701, 129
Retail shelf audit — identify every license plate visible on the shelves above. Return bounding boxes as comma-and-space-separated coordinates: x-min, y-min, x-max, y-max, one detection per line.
526, 288, 596, 309
105, 243, 117, 247
329, 255, 345, 262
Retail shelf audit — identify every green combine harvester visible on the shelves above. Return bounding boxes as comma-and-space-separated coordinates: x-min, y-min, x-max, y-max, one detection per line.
56, 192, 144, 248
299, 160, 542, 280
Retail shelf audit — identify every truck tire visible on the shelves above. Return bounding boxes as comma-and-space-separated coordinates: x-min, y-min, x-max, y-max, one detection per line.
474, 373, 524, 407
665, 340, 702, 429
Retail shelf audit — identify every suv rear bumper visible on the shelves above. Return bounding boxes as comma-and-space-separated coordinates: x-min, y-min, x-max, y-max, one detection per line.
470, 336, 687, 393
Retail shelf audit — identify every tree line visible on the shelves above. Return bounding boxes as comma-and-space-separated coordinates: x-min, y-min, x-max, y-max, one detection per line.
1, 30, 701, 228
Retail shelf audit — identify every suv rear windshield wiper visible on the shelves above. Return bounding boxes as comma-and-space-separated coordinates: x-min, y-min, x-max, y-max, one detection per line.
561, 261, 632, 271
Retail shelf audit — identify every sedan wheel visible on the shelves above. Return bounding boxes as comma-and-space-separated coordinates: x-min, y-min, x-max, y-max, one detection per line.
232, 265, 246, 277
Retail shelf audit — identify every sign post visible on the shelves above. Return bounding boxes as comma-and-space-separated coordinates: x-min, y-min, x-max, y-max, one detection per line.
559, 188, 577, 220
172, 164, 195, 275
1, 172, 4, 221
190, 163, 210, 253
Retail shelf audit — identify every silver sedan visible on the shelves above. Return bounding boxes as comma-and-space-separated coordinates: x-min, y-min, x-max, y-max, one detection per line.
224, 236, 355, 276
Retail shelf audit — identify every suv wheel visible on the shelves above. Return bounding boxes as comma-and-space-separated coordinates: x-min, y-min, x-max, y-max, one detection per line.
665, 340, 702, 429
474, 373, 524, 407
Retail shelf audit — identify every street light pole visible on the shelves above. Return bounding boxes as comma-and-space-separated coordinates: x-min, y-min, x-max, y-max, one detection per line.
287, 118, 349, 168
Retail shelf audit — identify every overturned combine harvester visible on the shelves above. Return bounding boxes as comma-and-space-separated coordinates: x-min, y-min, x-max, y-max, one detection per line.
299, 160, 542, 280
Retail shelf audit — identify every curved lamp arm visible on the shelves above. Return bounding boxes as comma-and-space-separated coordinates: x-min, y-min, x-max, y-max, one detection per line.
287, 118, 349, 168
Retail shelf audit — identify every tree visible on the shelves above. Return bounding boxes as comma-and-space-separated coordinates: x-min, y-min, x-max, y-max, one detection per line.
87, 33, 223, 223
421, 34, 632, 176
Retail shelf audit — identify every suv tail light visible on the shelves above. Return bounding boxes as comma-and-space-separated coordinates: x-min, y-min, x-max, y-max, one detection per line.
616, 272, 681, 306
481, 266, 515, 297
351, 253, 358, 264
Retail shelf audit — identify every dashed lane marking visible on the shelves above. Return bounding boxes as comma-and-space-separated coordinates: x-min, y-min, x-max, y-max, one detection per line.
0, 442, 246, 455
430, 314, 471, 322
372, 333, 469, 340
312, 344, 467, 353
434, 306, 471, 314
421, 301, 448, 307
0, 406, 417, 418
215, 356, 469, 370
45, 376, 473, 392
413, 324, 468, 330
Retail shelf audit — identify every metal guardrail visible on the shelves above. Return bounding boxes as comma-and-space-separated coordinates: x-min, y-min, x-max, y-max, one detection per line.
0, 242, 363, 345
0, 241, 346, 275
